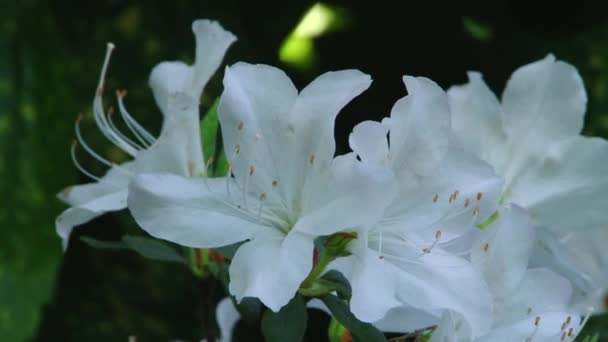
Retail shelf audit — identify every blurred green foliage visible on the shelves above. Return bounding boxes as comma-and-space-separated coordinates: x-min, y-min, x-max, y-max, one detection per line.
0, 0, 607, 341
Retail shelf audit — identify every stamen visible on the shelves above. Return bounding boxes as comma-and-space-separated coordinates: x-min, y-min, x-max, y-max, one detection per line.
464, 198, 470, 208
257, 192, 267, 219
422, 230, 442, 255
309, 154, 315, 165
235, 144, 241, 155
483, 243, 489, 253
116, 90, 155, 146
249, 165, 255, 176
272, 180, 279, 188
92, 43, 139, 156
567, 328, 573, 337
106, 107, 143, 150
473, 206, 480, 217
433, 194, 439, 203
74, 114, 131, 177
525, 316, 541, 342
378, 231, 383, 259
477, 192, 483, 201
238, 121, 244, 131
527, 307, 532, 315
561, 316, 571, 331
70, 140, 101, 181
561, 332, 567, 341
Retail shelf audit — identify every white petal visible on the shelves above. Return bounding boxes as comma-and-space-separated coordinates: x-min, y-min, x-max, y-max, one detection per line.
447, 71, 508, 170
216, 297, 240, 342
290, 69, 372, 169
56, 190, 128, 250
374, 306, 441, 334
133, 106, 206, 177
501, 55, 587, 182
391, 252, 493, 337
191, 20, 237, 97
127, 174, 259, 248
477, 312, 579, 342
382, 146, 503, 242
295, 153, 396, 236
429, 311, 471, 342
471, 204, 535, 298
388, 76, 450, 181
57, 165, 131, 206
228, 231, 314, 312
349, 120, 390, 167
149, 20, 235, 114
218, 62, 298, 207
345, 244, 400, 322
496, 268, 572, 325
510, 136, 608, 235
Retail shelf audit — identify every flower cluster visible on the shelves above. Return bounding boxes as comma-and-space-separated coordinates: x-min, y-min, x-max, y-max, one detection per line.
56, 19, 608, 341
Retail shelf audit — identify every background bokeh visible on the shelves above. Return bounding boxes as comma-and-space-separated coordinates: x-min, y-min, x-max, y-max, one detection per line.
1, 0, 608, 340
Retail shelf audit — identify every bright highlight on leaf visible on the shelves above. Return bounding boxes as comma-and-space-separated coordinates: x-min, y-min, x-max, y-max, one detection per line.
279, 3, 346, 70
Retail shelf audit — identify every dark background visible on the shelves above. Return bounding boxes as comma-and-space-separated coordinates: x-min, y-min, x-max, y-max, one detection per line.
1, 0, 607, 340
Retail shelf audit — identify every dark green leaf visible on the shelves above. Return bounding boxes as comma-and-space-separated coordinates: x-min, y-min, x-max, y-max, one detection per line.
320, 294, 385, 342
237, 297, 264, 324
261, 295, 308, 342
320, 270, 352, 300
122, 236, 186, 264
80, 237, 127, 250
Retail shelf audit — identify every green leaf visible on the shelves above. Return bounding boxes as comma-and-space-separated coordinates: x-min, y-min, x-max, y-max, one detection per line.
201, 98, 220, 168
122, 236, 186, 264
80, 237, 127, 250
580, 334, 600, 342
320, 294, 385, 342
320, 270, 351, 300
80, 236, 186, 264
261, 295, 308, 342
236, 297, 264, 324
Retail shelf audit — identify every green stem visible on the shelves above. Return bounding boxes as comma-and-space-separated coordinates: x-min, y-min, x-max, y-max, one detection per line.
301, 252, 333, 289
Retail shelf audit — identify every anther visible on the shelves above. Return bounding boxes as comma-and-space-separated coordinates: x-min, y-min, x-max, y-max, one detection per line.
257, 192, 267, 219
561, 332, 567, 341
235, 144, 241, 154
206, 155, 215, 168
309, 154, 315, 165
238, 121, 244, 131
527, 307, 532, 315
249, 165, 255, 176
561, 316, 571, 331
483, 243, 489, 252
477, 192, 483, 201
433, 194, 439, 203
464, 198, 470, 208
473, 206, 480, 216
272, 180, 279, 188
568, 328, 573, 337
534, 316, 540, 326
422, 247, 431, 254
435, 230, 442, 240
116, 89, 128, 98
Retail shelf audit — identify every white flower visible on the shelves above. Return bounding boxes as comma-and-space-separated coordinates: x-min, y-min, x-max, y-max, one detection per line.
533, 226, 608, 314
332, 76, 504, 336
447, 55, 608, 318
430, 205, 588, 342
55, 20, 236, 249
127, 63, 396, 312
448, 55, 608, 236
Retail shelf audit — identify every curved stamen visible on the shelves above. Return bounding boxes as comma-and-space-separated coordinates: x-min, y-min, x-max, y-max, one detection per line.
116, 90, 155, 146
92, 43, 139, 157
70, 140, 101, 181
106, 108, 144, 150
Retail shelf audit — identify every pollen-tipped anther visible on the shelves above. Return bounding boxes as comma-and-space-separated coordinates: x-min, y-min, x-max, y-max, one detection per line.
476, 192, 483, 201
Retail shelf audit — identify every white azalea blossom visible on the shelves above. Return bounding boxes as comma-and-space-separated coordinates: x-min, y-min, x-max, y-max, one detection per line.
448, 55, 608, 235
55, 20, 236, 249
430, 205, 589, 342
127, 63, 396, 312
331, 76, 504, 336
533, 226, 608, 314
448, 55, 608, 317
